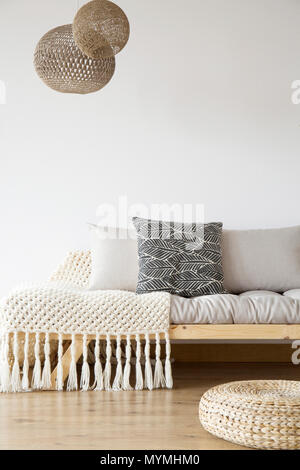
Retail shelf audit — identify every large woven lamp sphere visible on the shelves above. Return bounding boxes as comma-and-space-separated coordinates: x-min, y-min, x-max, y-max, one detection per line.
73, 0, 130, 59
34, 24, 115, 94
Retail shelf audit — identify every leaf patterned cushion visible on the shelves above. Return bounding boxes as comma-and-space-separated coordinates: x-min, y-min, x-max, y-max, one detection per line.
132, 217, 226, 298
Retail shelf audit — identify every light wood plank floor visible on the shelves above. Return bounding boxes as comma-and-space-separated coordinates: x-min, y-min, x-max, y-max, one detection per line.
0, 362, 299, 450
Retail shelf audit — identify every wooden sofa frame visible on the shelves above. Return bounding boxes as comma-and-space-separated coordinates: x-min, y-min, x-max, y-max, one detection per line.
49, 324, 300, 388
13, 324, 300, 389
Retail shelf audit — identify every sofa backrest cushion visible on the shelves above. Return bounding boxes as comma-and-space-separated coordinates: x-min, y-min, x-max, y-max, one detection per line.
222, 225, 300, 294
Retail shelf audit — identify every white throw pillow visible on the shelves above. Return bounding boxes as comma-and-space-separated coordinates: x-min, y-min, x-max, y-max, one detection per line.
88, 225, 139, 291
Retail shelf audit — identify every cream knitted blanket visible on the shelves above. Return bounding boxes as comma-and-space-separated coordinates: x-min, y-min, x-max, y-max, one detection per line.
0, 251, 172, 392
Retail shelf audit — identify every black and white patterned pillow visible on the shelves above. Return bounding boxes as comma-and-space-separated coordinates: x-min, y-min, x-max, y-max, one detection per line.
132, 217, 226, 298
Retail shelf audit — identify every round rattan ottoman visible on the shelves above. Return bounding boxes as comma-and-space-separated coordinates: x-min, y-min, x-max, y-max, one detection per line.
199, 380, 300, 450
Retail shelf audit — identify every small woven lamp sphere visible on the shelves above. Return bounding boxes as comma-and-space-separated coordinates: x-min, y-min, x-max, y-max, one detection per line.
73, 0, 130, 59
34, 24, 115, 94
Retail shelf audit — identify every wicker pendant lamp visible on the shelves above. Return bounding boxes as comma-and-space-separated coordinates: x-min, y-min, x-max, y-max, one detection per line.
73, 0, 130, 59
34, 24, 115, 94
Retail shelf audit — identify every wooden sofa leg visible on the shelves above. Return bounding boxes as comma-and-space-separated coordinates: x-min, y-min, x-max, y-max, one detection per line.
50, 337, 91, 390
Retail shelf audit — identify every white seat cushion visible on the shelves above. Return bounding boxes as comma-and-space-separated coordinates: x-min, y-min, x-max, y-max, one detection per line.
239, 290, 282, 297
283, 289, 300, 300
170, 291, 300, 324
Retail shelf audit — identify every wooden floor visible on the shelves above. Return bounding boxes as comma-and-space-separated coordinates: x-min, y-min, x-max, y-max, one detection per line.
0, 362, 299, 450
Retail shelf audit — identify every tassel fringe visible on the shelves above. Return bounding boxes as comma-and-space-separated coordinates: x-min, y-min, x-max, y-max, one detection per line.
0, 333, 11, 392
32, 333, 42, 390
93, 334, 104, 391
67, 334, 78, 391
56, 334, 64, 391
122, 335, 133, 391
135, 334, 143, 390
154, 333, 166, 389
144, 334, 153, 390
104, 334, 112, 390
22, 332, 29, 391
165, 332, 173, 389
11, 332, 21, 392
41, 332, 51, 389
112, 335, 123, 391
80, 334, 90, 391
0, 331, 173, 393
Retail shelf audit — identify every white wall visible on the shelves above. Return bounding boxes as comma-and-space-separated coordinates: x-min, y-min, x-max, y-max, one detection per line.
0, 0, 300, 295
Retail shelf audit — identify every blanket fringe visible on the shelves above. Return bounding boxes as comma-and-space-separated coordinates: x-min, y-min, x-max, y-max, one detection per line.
67, 334, 78, 391
1, 331, 173, 393
122, 335, 133, 391
144, 334, 153, 390
104, 334, 112, 390
154, 333, 166, 389
32, 333, 42, 390
112, 335, 123, 391
22, 332, 29, 391
165, 332, 173, 389
56, 334, 64, 391
135, 334, 143, 390
41, 332, 51, 389
93, 333, 103, 391
80, 334, 90, 391
11, 332, 22, 392
0, 333, 11, 392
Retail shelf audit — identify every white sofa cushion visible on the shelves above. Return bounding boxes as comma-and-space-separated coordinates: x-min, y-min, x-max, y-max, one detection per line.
283, 289, 300, 300
222, 225, 300, 294
170, 291, 300, 324
239, 290, 282, 297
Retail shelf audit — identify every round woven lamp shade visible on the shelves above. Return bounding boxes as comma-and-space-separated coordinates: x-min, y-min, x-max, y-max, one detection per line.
73, 0, 130, 59
34, 24, 115, 94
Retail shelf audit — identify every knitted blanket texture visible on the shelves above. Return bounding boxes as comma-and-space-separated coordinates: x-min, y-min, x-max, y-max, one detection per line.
0, 251, 172, 392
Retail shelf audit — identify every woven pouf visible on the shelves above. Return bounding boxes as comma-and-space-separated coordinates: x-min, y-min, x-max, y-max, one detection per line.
199, 380, 300, 450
